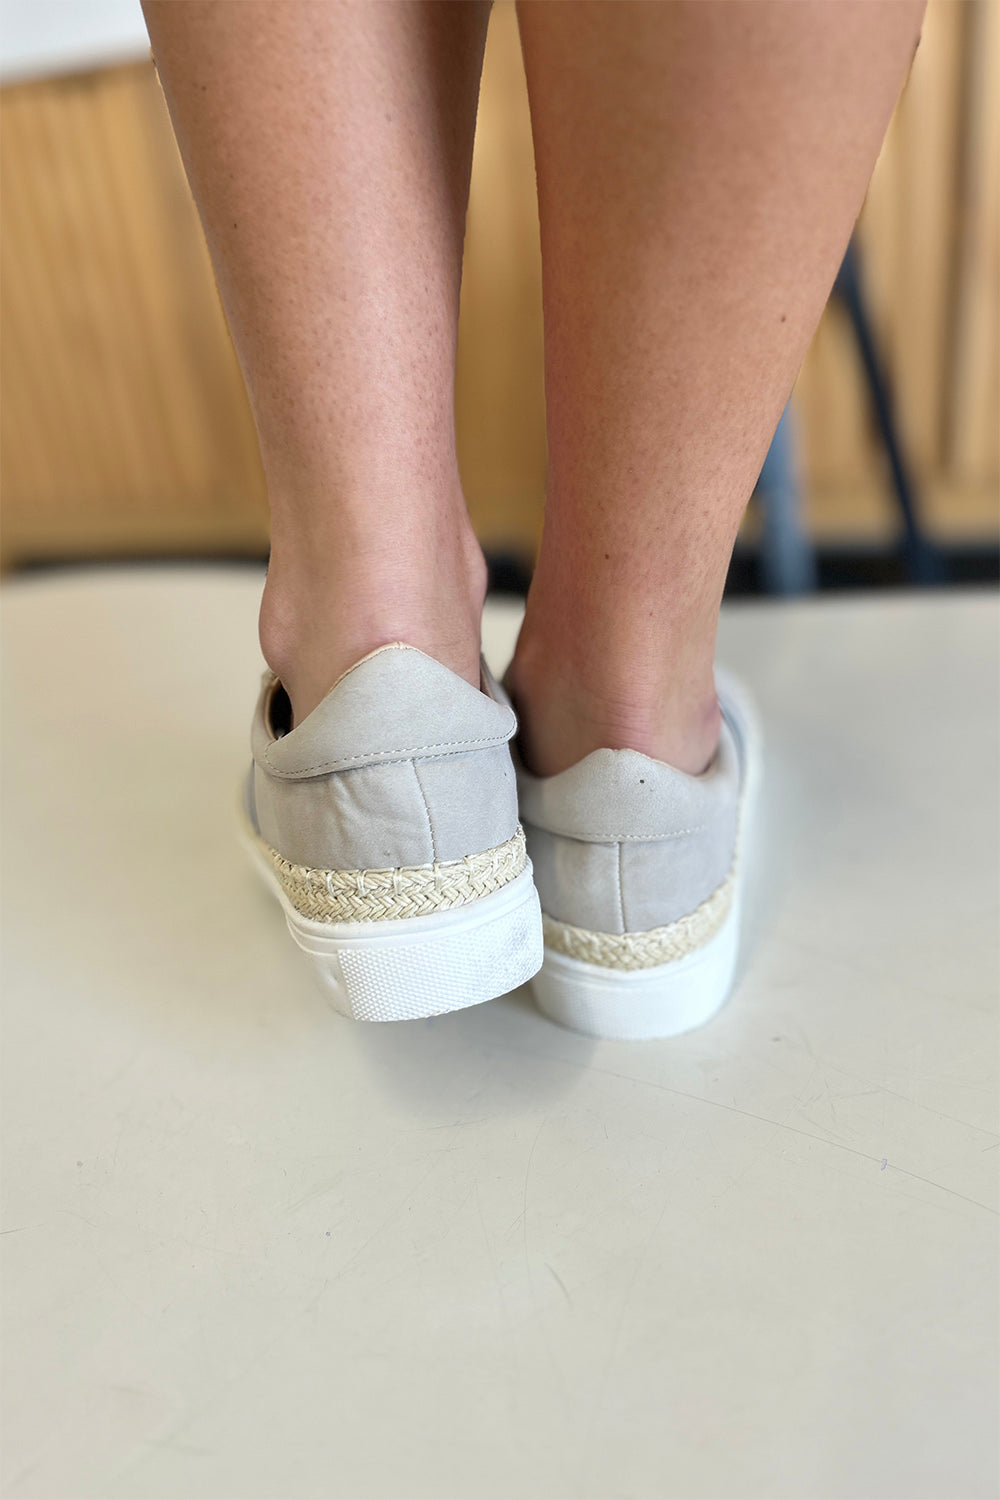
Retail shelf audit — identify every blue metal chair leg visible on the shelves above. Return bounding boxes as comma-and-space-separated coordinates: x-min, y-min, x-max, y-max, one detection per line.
833, 241, 945, 584
755, 402, 818, 595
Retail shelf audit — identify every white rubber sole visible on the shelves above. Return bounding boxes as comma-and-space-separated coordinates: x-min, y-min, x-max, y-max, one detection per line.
531, 673, 763, 1041
532, 887, 743, 1041
244, 828, 543, 1022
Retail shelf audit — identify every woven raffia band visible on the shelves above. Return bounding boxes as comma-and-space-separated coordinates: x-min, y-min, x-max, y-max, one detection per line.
254, 824, 527, 923
542, 862, 736, 971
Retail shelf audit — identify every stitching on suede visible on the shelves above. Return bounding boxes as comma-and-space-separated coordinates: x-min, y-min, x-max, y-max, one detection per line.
263, 730, 513, 777
527, 822, 708, 843
411, 760, 437, 863
615, 843, 626, 932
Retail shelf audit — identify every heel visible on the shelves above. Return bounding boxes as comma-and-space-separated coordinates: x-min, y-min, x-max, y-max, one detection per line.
286, 868, 542, 1021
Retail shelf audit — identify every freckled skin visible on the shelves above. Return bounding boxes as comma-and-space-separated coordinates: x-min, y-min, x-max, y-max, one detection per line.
507, 0, 925, 774
143, 0, 491, 723
143, 0, 924, 756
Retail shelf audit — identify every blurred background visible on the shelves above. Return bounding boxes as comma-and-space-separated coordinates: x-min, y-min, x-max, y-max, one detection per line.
1, 0, 997, 591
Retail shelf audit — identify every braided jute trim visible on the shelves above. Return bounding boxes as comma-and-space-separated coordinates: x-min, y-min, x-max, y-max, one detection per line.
256, 825, 527, 923
542, 862, 736, 971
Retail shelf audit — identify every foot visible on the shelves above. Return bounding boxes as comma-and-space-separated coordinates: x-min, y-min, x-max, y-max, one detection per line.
513, 669, 761, 1040
242, 642, 543, 1021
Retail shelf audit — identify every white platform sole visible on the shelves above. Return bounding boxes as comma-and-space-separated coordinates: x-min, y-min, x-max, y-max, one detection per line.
244, 829, 543, 1022
531, 672, 762, 1042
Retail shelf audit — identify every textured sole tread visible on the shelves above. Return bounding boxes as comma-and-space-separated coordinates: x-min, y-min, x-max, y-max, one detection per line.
241, 814, 543, 1022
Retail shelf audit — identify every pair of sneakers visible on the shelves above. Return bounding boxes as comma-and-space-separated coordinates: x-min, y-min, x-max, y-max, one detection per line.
241, 640, 761, 1039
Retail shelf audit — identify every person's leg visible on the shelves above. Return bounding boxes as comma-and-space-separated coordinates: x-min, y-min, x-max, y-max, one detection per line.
508, 0, 925, 776
142, 0, 491, 725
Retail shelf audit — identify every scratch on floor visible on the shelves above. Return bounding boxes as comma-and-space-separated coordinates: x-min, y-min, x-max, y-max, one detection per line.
545, 1262, 573, 1308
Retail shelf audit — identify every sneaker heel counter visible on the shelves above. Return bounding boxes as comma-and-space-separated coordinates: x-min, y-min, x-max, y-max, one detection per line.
253, 742, 521, 874
252, 757, 436, 871
411, 743, 520, 863
617, 814, 738, 930
524, 824, 628, 933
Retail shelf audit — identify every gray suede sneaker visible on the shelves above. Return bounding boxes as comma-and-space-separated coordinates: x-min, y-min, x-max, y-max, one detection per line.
241, 643, 543, 1022
515, 668, 762, 1040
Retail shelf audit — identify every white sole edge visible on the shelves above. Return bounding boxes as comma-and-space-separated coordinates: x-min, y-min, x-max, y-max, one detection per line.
531, 677, 763, 1041
242, 825, 543, 1023
532, 887, 743, 1041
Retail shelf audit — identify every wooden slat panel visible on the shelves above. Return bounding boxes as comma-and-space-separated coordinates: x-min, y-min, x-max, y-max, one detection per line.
0, 64, 268, 566
878, 0, 965, 474
456, 1, 546, 555
950, 0, 1000, 482
794, 0, 997, 534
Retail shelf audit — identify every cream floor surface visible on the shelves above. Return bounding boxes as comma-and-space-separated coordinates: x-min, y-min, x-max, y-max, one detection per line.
2, 569, 997, 1500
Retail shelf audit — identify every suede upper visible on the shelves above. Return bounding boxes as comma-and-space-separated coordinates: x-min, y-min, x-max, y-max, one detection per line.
249, 643, 520, 871
516, 695, 749, 935
254, 643, 516, 779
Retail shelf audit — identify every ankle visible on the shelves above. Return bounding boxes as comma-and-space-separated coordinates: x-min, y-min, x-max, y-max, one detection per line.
260, 516, 487, 726
506, 634, 721, 778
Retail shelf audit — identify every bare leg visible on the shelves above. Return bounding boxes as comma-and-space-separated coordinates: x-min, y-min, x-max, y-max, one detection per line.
508, 0, 925, 775
142, 0, 490, 724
